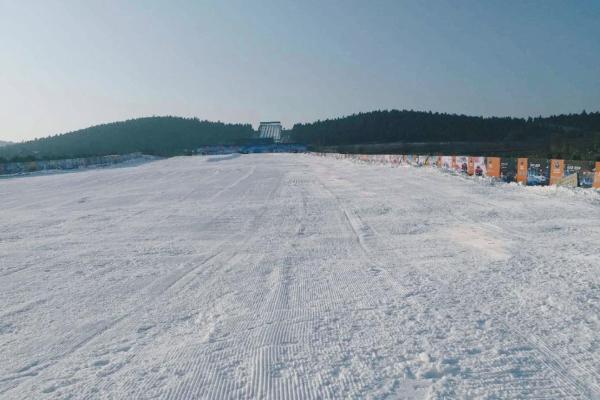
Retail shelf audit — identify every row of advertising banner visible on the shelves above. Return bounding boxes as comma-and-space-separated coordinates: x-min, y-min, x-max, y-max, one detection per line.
314, 153, 600, 189
0, 153, 150, 176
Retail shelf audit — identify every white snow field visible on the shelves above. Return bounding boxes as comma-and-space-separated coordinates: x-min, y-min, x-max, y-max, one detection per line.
2, 154, 600, 399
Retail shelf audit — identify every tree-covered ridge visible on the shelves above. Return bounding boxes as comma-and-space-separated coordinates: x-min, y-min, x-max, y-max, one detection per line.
0, 116, 254, 162
290, 110, 600, 159
290, 110, 600, 145
2, 110, 600, 162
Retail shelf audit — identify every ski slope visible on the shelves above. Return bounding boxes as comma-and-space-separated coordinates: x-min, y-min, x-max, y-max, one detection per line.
1, 154, 600, 399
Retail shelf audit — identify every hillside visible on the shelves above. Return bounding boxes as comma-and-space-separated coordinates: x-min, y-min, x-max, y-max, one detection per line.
3, 111, 600, 163
290, 110, 600, 159
0, 140, 12, 147
0, 117, 254, 162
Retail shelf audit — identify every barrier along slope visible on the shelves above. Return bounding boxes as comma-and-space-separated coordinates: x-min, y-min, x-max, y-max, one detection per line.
313, 153, 600, 189
0, 153, 155, 176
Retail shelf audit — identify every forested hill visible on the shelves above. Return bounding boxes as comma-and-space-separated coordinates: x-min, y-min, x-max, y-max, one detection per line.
290, 110, 600, 159
0, 117, 254, 161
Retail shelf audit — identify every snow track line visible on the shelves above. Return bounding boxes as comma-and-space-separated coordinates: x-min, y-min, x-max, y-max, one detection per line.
0, 162, 276, 397
442, 198, 600, 398
314, 172, 411, 300
15, 165, 285, 399
367, 168, 600, 398
313, 159, 599, 398
4, 155, 600, 399
0, 164, 233, 278
412, 178, 600, 398
0, 250, 226, 395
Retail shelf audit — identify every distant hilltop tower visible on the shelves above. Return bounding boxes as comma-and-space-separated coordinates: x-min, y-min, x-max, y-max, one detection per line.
258, 121, 282, 142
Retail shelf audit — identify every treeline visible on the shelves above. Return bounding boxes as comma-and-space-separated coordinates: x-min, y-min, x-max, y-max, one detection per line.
290, 110, 600, 160
0, 116, 255, 162
3, 110, 600, 163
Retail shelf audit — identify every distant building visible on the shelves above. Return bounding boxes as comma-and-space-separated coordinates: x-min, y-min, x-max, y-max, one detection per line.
258, 121, 282, 142
279, 130, 292, 143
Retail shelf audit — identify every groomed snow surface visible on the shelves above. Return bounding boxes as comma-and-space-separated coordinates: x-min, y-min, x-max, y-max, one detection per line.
2, 154, 600, 399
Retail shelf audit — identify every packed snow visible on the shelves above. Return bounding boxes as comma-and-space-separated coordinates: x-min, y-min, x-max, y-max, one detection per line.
1, 154, 600, 399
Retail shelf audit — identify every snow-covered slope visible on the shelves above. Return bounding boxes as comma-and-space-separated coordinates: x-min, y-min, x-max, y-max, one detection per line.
1, 154, 600, 399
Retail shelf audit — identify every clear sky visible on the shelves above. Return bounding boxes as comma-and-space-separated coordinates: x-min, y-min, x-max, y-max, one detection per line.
1, 0, 599, 142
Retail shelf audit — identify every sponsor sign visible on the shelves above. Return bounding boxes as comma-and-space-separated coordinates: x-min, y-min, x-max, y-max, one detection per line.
486, 157, 501, 178
527, 159, 549, 186
467, 157, 475, 175
456, 156, 469, 174
565, 160, 595, 188
471, 156, 486, 177
556, 173, 578, 187
516, 158, 528, 184
549, 159, 565, 185
594, 162, 600, 189
440, 156, 453, 169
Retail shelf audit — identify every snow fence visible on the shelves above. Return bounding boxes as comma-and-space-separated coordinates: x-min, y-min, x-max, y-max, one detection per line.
313, 153, 600, 189
0, 153, 154, 176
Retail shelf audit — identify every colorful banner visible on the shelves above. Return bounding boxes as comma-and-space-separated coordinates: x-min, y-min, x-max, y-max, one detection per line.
527, 159, 549, 186
549, 159, 565, 185
471, 156, 486, 176
516, 158, 528, 184
456, 156, 468, 174
556, 173, 578, 187
467, 157, 475, 175
311, 153, 600, 189
486, 157, 501, 178
564, 160, 595, 188
499, 158, 517, 182
440, 156, 453, 170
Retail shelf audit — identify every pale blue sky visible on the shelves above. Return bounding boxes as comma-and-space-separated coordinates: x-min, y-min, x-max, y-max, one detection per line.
1, 0, 599, 141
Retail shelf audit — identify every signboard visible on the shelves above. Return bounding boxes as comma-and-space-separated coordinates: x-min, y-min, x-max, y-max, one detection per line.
556, 173, 578, 188
516, 158, 528, 184
564, 160, 596, 188
471, 156, 486, 176
594, 162, 600, 189
527, 159, 549, 186
456, 156, 469, 174
467, 157, 475, 175
486, 157, 501, 178
549, 159, 564, 185
440, 156, 453, 169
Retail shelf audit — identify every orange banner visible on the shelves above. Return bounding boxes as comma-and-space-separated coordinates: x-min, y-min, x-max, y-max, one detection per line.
451, 156, 457, 170
486, 157, 501, 178
549, 159, 565, 185
467, 157, 475, 176
594, 162, 600, 189
516, 158, 528, 184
